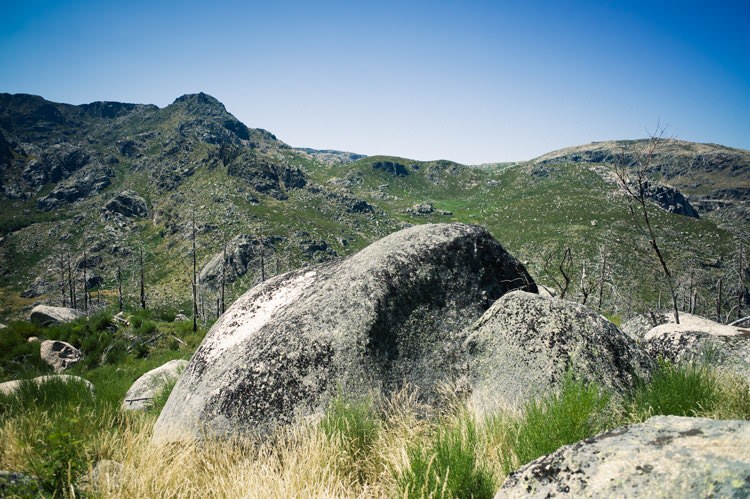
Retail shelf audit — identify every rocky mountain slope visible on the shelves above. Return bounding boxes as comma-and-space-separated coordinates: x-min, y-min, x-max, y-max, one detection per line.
0, 93, 747, 321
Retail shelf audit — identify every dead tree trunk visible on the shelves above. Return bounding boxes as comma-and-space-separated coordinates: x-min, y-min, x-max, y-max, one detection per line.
59, 247, 67, 307
139, 246, 146, 310
192, 213, 198, 333
597, 246, 607, 311
117, 265, 123, 312
614, 129, 680, 323
220, 236, 226, 315
82, 243, 89, 312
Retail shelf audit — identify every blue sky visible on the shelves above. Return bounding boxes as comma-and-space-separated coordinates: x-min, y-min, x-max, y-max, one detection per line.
1, 0, 748, 163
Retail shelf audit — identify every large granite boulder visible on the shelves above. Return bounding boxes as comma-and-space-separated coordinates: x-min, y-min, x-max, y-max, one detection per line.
122, 359, 188, 411
29, 304, 82, 326
40, 340, 83, 371
153, 223, 536, 441
465, 291, 654, 414
0, 374, 94, 396
643, 314, 750, 381
497, 416, 750, 498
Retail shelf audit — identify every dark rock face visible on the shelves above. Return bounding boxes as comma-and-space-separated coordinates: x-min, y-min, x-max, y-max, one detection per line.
153, 223, 536, 441
465, 292, 654, 414
372, 160, 409, 176
227, 153, 307, 199
0, 131, 12, 165
497, 416, 750, 498
646, 182, 699, 218
22, 143, 91, 189
37, 167, 111, 210
103, 190, 149, 218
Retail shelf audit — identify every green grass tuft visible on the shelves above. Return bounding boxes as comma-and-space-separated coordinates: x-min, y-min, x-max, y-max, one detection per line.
501, 373, 610, 474
398, 411, 496, 499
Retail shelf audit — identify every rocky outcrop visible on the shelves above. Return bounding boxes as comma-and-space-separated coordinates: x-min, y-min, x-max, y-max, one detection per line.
122, 359, 188, 411
372, 160, 409, 176
199, 235, 278, 290
21, 143, 90, 189
103, 190, 149, 218
37, 166, 112, 210
646, 182, 699, 218
40, 340, 83, 371
465, 292, 654, 414
643, 315, 750, 381
497, 416, 750, 498
29, 304, 82, 326
226, 152, 305, 199
153, 223, 536, 441
0, 374, 94, 396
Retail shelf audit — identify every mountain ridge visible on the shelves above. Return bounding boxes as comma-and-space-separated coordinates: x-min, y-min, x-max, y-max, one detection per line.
0, 92, 747, 322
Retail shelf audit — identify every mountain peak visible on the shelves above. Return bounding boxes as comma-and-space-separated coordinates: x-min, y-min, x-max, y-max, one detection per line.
171, 92, 226, 113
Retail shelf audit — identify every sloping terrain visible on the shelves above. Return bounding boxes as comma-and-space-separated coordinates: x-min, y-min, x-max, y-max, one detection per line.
0, 93, 747, 321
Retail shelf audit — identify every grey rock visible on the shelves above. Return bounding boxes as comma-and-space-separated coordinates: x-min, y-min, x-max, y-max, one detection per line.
643, 315, 750, 381
0, 374, 94, 396
29, 304, 82, 326
103, 190, 149, 218
465, 291, 654, 414
620, 311, 671, 342
122, 359, 188, 411
40, 340, 83, 371
408, 202, 435, 215
80, 460, 123, 495
0, 322, 6, 329
497, 416, 750, 498
199, 234, 278, 290
173, 313, 189, 322
153, 223, 535, 441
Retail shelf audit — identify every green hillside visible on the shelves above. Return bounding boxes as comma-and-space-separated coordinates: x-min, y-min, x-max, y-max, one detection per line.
0, 93, 747, 323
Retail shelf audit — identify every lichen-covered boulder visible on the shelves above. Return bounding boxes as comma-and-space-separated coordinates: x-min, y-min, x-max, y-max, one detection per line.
497, 416, 750, 498
123, 359, 188, 411
40, 340, 83, 371
0, 375, 94, 396
29, 304, 82, 326
153, 223, 535, 441
643, 314, 750, 381
465, 291, 654, 414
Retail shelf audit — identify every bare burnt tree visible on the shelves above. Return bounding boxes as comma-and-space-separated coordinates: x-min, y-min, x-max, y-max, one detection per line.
542, 246, 572, 299
192, 212, 198, 333
614, 126, 680, 323
220, 234, 227, 315
139, 245, 146, 310
82, 239, 89, 312
597, 244, 609, 311
117, 264, 123, 312
58, 245, 67, 307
